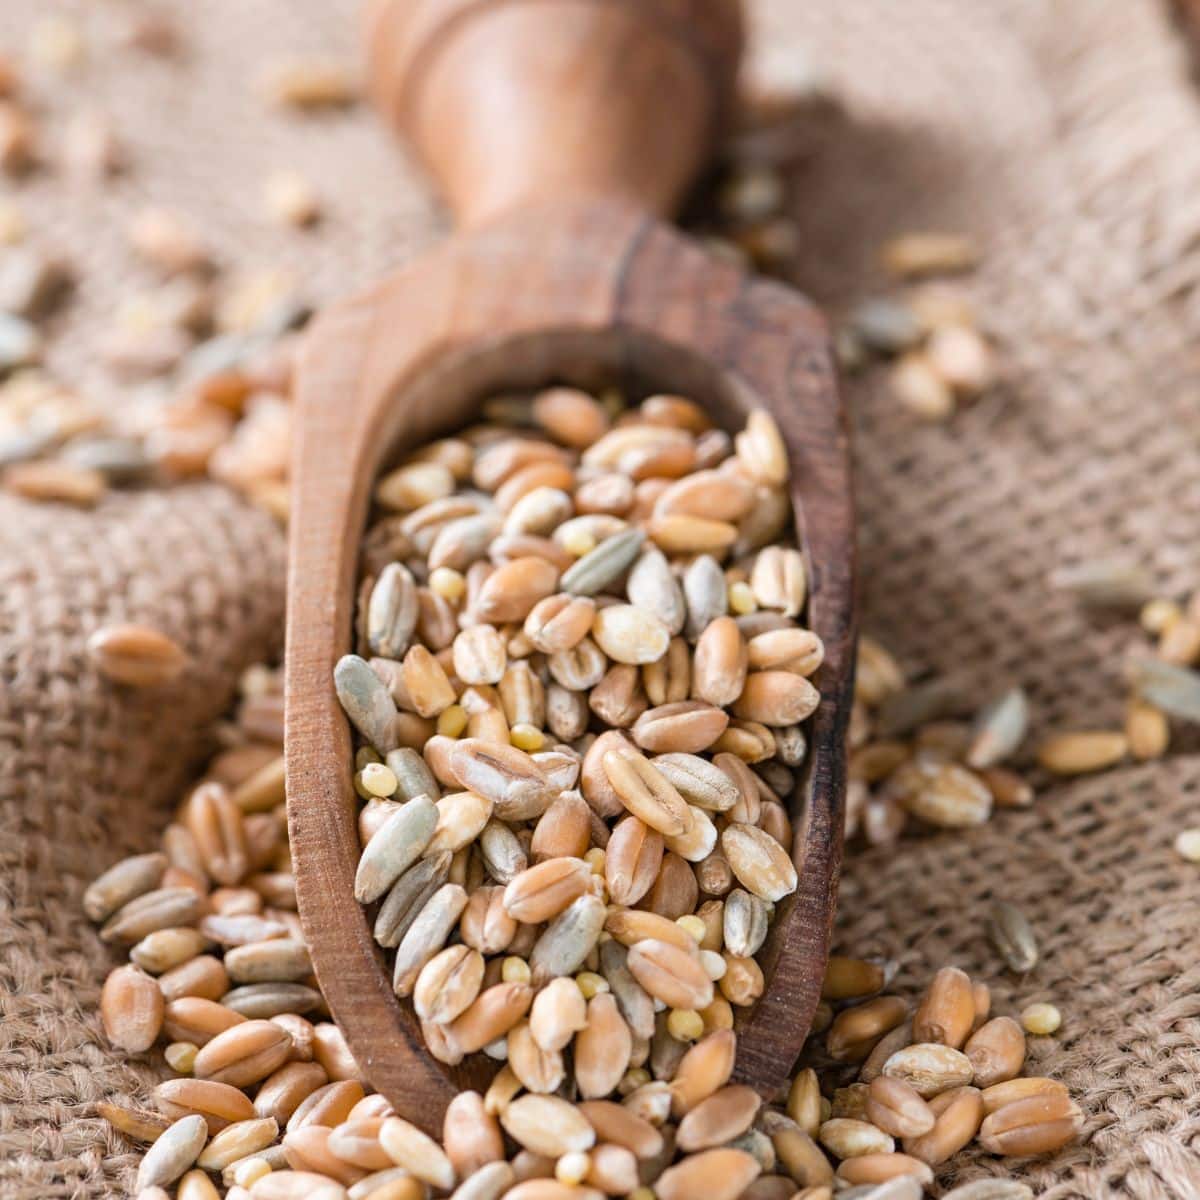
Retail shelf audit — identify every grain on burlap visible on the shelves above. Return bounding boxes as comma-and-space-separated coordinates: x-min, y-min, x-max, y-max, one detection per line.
2, 1, 1199, 1197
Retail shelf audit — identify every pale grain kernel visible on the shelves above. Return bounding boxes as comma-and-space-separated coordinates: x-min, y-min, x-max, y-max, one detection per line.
882, 1042, 974, 1097
500, 1095, 595, 1158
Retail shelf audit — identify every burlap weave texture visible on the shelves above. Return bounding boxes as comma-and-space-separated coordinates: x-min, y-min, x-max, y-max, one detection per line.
2, 1, 1200, 1197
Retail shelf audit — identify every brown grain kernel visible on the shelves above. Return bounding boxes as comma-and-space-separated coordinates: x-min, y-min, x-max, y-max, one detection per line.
282, 1123, 366, 1186
98, 1101, 171, 1143
575, 993, 633, 1099
1036, 730, 1127, 774
87, 624, 187, 686
980, 1076, 1069, 1114
785, 1069, 822, 1137
710, 718, 776, 762
865, 1076, 935, 1139
100, 964, 164, 1052
500, 1095, 595, 1158
857, 1020, 912, 1084
692, 617, 748, 708
158, 955, 230, 1003
1126, 697, 1170, 760
821, 957, 885, 1002
718, 953, 764, 1007
602, 748, 692, 836
605, 816, 664, 906
670, 1028, 736, 1116
912, 966, 975, 1049
444, 982, 533, 1054
474, 557, 559, 623
156, 1078, 257, 1134
186, 782, 249, 886
286, 1080, 365, 1133
162, 997, 247, 1046
835, 1153, 934, 1187
964, 1016, 1026, 1086
326, 1117, 391, 1171
655, 1147, 761, 1200
503, 857, 592, 923
677, 1085, 761, 1151
632, 701, 732, 755
193, 1020, 293, 1089
577, 1100, 662, 1159
902, 1084, 983, 1165
253, 1061, 328, 1124
977, 1092, 1083, 1155
85, 853, 168, 923
644, 635, 692, 707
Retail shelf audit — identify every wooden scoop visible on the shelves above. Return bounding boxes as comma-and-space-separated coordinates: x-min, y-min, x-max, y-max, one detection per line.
285, 0, 855, 1130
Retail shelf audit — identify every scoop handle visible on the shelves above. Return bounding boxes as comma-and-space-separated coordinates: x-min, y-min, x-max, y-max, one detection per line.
365, 0, 744, 228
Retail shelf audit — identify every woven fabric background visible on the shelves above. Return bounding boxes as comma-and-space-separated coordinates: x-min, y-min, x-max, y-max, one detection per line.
1, 1, 1199, 1197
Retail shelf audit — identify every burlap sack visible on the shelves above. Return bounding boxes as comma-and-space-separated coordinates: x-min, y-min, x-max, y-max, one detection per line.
3, 1, 1199, 1197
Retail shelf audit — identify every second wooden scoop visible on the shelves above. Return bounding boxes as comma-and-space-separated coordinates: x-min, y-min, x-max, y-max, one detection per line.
285, 0, 855, 1132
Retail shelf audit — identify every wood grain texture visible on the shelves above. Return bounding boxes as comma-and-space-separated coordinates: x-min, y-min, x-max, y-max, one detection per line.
364, 0, 744, 226
286, 197, 855, 1129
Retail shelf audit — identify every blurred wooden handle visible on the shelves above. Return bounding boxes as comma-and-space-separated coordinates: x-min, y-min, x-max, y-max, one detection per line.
365, 0, 744, 228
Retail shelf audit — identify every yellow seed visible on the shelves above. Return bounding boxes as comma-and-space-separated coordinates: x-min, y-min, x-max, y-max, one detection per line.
630, 1188, 655, 1200
620, 1068, 650, 1096
1141, 597, 1181, 636
562, 528, 597, 558
728, 581, 757, 615
667, 1009, 705, 1042
556, 1150, 591, 1185
675, 915, 707, 944
1175, 828, 1200, 862
437, 704, 468, 738
233, 1158, 272, 1187
510, 723, 545, 752
1021, 1003, 1062, 1035
360, 762, 398, 798
576, 971, 610, 999
164, 1041, 198, 1073
585, 847, 606, 875
429, 566, 466, 602
502, 956, 532, 984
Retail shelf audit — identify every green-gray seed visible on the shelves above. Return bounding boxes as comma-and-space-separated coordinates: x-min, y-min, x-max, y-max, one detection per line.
335, 653, 400, 754
385, 746, 438, 802
354, 793, 438, 903
986, 901, 1038, 973
683, 555, 728, 641
220, 982, 322, 1018
967, 687, 1029, 768
561, 528, 645, 596
1131, 657, 1200, 722
367, 562, 419, 660
530, 893, 607, 984
374, 851, 452, 948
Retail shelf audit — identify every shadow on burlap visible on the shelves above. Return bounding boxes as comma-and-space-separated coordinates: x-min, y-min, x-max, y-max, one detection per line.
2, 0, 1200, 1197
